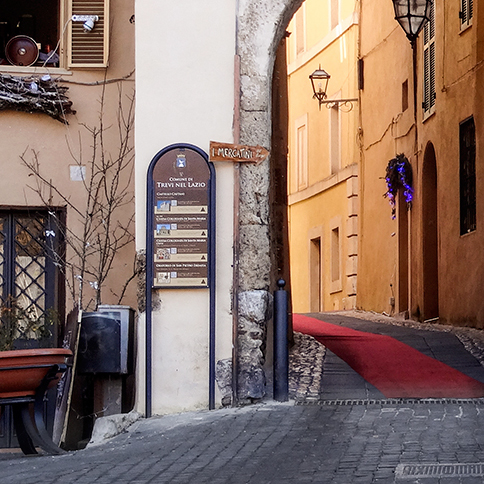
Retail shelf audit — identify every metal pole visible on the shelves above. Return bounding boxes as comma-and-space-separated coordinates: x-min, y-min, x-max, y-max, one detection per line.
208, 165, 216, 410
273, 279, 288, 402
145, 181, 153, 419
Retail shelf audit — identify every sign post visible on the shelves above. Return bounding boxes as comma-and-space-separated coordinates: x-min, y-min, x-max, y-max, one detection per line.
146, 144, 216, 415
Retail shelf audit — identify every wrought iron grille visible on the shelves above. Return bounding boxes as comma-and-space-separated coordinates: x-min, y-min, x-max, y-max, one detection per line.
0, 210, 63, 349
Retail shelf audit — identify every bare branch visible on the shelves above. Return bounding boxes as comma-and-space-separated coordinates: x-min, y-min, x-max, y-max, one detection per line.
20, 85, 136, 310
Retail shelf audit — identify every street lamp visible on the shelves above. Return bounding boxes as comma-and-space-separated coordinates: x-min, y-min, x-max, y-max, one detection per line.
392, 0, 433, 44
309, 67, 358, 111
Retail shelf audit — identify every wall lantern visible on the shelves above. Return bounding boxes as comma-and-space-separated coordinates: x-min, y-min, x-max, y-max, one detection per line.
392, 0, 433, 44
309, 67, 358, 111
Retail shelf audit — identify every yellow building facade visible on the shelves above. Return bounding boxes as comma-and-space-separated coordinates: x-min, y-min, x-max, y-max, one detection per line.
286, 0, 360, 313
359, 0, 484, 327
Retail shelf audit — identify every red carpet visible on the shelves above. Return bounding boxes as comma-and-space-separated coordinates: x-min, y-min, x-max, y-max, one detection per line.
294, 314, 484, 398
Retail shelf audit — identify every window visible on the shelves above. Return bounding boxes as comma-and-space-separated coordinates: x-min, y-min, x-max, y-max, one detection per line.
460, 0, 473, 30
460, 116, 476, 235
309, 237, 322, 312
329, 218, 342, 294
402, 79, 408, 112
330, 105, 341, 174
331, 227, 340, 283
0, 0, 109, 69
295, 114, 308, 191
423, 0, 435, 117
331, 0, 340, 30
295, 7, 306, 56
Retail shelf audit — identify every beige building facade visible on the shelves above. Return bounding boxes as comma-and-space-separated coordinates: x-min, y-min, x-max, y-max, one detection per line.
0, 0, 136, 314
0, 0, 136, 447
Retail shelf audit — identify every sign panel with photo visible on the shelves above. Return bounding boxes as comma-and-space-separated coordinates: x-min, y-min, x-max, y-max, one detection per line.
149, 146, 213, 288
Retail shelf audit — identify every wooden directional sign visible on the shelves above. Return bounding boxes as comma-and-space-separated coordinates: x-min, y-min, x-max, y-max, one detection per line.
209, 141, 269, 165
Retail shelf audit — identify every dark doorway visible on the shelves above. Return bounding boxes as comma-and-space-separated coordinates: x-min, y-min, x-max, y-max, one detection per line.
422, 143, 439, 321
397, 191, 409, 314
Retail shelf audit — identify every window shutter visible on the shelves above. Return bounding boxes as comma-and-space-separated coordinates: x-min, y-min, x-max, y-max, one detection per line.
423, 1, 435, 116
68, 0, 109, 68
461, 0, 473, 29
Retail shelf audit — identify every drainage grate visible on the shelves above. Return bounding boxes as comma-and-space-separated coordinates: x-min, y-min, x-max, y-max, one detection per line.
310, 398, 484, 406
396, 463, 484, 479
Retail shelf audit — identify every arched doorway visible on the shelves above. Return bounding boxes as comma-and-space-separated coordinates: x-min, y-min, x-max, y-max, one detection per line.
422, 142, 439, 321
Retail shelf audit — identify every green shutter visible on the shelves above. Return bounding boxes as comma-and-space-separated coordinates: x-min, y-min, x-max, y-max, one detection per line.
68, 0, 109, 67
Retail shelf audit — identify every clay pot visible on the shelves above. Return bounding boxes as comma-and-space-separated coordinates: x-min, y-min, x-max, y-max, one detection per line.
0, 348, 72, 398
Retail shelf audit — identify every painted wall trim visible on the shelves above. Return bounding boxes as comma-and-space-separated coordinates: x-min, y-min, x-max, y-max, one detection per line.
288, 163, 358, 205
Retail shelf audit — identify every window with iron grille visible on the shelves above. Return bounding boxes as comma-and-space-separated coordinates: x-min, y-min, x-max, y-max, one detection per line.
0, 0, 109, 69
460, 0, 473, 30
460, 116, 476, 235
423, 0, 436, 118
0, 209, 65, 349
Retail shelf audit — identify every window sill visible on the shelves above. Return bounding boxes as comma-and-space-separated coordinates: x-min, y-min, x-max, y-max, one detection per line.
460, 21, 473, 34
423, 108, 435, 124
460, 228, 476, 238
0, 65, 72, 76
330, 282, 342, 295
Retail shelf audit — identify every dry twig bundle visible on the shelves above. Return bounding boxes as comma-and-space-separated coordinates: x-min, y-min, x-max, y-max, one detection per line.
0, 73, 75, 123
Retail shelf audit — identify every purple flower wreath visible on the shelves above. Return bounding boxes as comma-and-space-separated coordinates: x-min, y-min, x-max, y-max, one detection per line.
384, 154, 413, 219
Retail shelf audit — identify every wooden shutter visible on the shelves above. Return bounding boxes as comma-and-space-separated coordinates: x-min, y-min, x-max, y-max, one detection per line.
460, 0, 473, 29
68, 0, 109, 67
423, 1, 435, 116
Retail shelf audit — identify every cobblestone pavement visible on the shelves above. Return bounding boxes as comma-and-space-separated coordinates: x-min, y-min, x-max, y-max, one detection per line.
3, 400, 484, 483
289, 310, 484, 404
2, 311, 484, 483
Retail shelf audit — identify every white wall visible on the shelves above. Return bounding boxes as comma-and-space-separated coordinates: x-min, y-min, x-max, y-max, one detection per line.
134, 1, 237, 414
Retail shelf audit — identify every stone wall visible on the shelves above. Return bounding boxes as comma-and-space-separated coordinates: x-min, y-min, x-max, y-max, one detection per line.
235, 0, 304, 402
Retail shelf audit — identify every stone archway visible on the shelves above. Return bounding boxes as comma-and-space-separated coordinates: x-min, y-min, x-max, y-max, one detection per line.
234, 0, 304, 402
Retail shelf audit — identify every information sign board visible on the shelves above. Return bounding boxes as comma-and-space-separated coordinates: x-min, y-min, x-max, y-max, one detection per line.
149, 145, 214, 288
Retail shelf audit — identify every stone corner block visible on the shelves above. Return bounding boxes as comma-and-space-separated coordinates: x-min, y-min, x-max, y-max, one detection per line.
88, 410, 142, 447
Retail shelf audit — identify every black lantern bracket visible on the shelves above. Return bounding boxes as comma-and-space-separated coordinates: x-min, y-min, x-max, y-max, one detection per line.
309, 66, 358, 112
